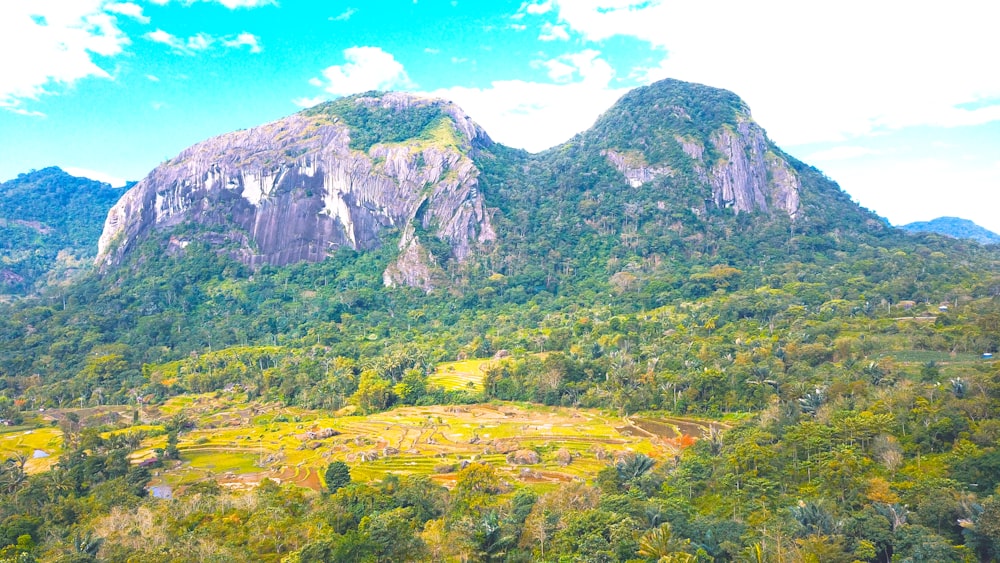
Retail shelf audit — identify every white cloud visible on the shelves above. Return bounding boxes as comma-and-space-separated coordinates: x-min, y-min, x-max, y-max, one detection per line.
0, 1, 131, 114
186, 32, 213, 51
63, 166, 127, 187
146, 74, 160, 82
538, 22, 569, 41
545, 0, 1000, 147
146, 29, 212, 53
522, 1, 552, 15
818, 156, 1000, 234
546, 50, 612, 84
222, 32, 262, 53
105, 2, 149, 23
431, 50, 626, 152
330, 8, 356, 21
311, 47, 414, 97
292, 96, 327, 108
147, 29, 262, 54
146, 29, 181, 48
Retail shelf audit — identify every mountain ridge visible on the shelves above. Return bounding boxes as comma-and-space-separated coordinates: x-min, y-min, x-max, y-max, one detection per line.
95, 79, 873, 291
2, 82, 1000, 563
901, 216, 1000, 244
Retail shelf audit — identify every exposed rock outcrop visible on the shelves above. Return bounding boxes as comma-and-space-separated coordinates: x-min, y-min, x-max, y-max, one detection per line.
507, 449, 540, 465
595, 79, 802, 220
604, 121, 800, 218
97, 93, 495, 290
705, 120, 800, 218
602, 149, 673, 188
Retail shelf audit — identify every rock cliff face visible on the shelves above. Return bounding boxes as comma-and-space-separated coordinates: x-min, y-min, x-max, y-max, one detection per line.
594, 78, 801, 220
603, 122, 800, 219
601, 149, 673, 188
703, 120, 800, 218
97, 93, 496, 289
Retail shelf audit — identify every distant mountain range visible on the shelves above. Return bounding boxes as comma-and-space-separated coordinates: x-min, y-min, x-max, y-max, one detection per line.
901, 217, 1000, 245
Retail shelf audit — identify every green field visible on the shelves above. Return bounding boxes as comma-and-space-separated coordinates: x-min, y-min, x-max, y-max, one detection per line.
0, 426, 62, 473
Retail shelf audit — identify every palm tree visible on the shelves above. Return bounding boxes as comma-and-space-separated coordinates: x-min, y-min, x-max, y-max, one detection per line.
616, 452, 656, 482
637, 523, 696, 562
72, 531, 104, 561
798, 387, 826, 416
473, 511, 515, 563
0, 453, 28, 494
790, 500, 837, 536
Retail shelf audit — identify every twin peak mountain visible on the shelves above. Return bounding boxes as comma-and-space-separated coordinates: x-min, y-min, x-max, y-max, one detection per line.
97, 79, 819, 290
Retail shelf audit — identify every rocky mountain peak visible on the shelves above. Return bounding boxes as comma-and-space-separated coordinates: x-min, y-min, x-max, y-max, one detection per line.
97, 92, 496, 290
588, 79, 801, 219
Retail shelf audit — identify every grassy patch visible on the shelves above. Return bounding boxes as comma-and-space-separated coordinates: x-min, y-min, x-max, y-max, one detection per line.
0, 427, 63, 473
428, 359, 492, 391
185, 450, 262, 474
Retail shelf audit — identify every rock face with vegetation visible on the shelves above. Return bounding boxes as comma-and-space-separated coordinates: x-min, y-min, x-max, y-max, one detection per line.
96, 80, 820, 291
0, 167, 125, 295
586, 79, 800, 218
97, 92, 496, 290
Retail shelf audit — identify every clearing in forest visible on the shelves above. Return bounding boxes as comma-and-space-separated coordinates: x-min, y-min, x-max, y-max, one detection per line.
127, 397, 723, 495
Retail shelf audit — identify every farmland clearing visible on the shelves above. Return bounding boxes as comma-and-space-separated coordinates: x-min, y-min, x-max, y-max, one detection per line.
129, 394, 723, 494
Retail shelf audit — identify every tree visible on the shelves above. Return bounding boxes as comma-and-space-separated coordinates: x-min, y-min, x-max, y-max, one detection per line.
359, 507, 426, 562
324, 461, 351, 494
352, 370, 394, 413
637, 523, 695, 562
470, 511, 515, 563
616, 452, 656, 482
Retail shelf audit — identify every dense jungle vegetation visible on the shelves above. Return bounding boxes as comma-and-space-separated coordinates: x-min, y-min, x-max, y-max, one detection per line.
0, 168, 125, 296
1, 80, 999, 561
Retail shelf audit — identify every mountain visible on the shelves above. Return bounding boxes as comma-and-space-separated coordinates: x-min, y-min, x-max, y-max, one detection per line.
4, 80, 1000, 562
97, 93, 495, 290
96, 80, 883, 293
0, 167, 125, 295
901, 216, 1000, 244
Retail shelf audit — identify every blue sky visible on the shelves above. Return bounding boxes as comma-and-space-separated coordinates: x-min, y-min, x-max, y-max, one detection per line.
2, 0, 999, 232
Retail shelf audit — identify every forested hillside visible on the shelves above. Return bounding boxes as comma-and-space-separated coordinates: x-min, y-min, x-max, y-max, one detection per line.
0, 168, 125, 296
1, 80, 999, 562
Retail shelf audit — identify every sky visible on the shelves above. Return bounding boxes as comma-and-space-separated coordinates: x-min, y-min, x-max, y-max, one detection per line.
1, 0, 999, 233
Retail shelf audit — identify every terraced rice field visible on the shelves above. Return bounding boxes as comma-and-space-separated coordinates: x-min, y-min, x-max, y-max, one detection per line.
0, 426, 62, 472
132, 396, 723, 494
426, 359, 492, 392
